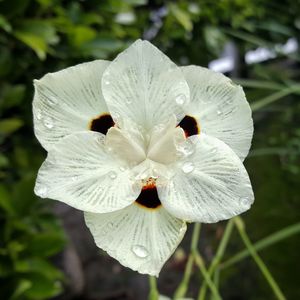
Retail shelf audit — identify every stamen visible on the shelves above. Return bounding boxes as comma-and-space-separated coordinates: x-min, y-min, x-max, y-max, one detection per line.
135, 178, 162, 210
178, 115, 200, 137
89, 113, 114, 135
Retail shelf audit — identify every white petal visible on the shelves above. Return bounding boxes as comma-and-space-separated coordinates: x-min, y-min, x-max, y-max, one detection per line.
34, 131, 141, 213
182, 66, 253, 161
157, 134, 254, 223
84, 204, 186, 276
105, 126, 146, 165
147, 116, 186, 165
33, 60, 110, 151
102, 40, 190, 131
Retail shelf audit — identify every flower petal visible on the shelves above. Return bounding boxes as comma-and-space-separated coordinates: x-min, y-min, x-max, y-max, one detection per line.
33, 60, 110, 151
181, 66, 253, 161
34, 131, 141, 213
157, 134, 254, 223
84, 204, 186, 276
102, 40, 190, 131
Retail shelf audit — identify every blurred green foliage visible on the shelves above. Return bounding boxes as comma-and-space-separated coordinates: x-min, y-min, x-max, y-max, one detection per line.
1, 0, 300, 299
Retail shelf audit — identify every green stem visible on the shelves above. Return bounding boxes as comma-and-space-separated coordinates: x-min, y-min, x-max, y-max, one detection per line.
234, 217, 286, 300
198, 219, 234, 300
209, 269, 220, 300
174, 223, 201, 299
148, 276, 159, 300
194, 251, 222, 300
233, 79, 284, 90
250, 88, 294, 112
221, 222, 300, 269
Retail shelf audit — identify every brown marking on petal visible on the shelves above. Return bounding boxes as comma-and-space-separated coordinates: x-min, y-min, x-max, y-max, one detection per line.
89, 113, 114, 135
135, 179, 161, 210
178, 115, 200, 137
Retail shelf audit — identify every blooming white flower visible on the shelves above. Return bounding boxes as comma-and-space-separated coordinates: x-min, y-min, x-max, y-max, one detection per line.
33, 40, 254, 276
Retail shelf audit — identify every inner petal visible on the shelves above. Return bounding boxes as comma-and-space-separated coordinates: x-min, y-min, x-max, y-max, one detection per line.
135, 178, 161, 210
178, 115, 200, 137
147, 121, 186, 165
105, 126, 146, 166
89, 113, 114, 135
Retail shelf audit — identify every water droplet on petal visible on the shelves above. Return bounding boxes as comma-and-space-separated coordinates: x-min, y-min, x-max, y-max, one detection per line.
104, 80, 110, 85
131, 245, 148, 258
119, 166, 126, 172
47, 95, 58, 106
43, 117, 54, 129
35, 109, 42, 120
71, 176, 78, 182
211, 147, 217, 154
179, 226, 186, 234
109, 171, 117, 179
217, 110, 222, 116
182, 161, 195, 174
107, 222, 114, 229
126, 99, 132, 104
239, 197, 250, 207
177, 140, 195, 157
175, 94, 186, 105
35, 185, 48, 198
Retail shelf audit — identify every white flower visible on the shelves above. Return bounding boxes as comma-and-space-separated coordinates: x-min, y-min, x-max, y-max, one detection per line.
33, 40, 254, 276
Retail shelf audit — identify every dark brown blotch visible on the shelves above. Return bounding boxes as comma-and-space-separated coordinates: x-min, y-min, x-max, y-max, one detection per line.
135, 184, 162, 210
89, 114, 114, 135
178, 115, 200, 137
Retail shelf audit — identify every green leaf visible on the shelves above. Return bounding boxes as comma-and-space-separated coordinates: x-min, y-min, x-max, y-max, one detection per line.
169, 3, 193, 32
0, 14, 12, 32
0, 118, 24, 136
0, 84, 26, 112
14, 20, 59, 60
69, 25, 97, 46
23, 274, 63, 300
11, 175, 37, 216
27, 232, 65, 257
0, 185, 14, 215
10, 279, 32, 300
0, 154, 9, 168
15, 258, 64, 280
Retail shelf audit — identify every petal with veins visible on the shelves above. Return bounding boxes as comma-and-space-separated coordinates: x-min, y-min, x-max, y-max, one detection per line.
33, 60, 110, 150
84, 204, 186, 276
35, 131, 141, 213
181, 66, 253, 161
106, 127, 146, 165
102, 40, 190, 131
157, 134, 254, 223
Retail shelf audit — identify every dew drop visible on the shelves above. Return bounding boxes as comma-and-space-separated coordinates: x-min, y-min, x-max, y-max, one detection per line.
211, 147, 217, 154
119, 166, 126, 172
36, 109, 42, 120
43, 117, 54, 129
217, 110, 222, 116
109, 171, 117, 179
107, 222, 114, 229
175, 94, 186, 105
239, 197, 250, 207
177, 140, 195, 157
131, 245, 148, 258
104, 80, 110, 85
179, 226, 186, 234
47, 95, 58, 106
35, 185, 48, 198
126, 99, 132, 104
182, 161, 195, 174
